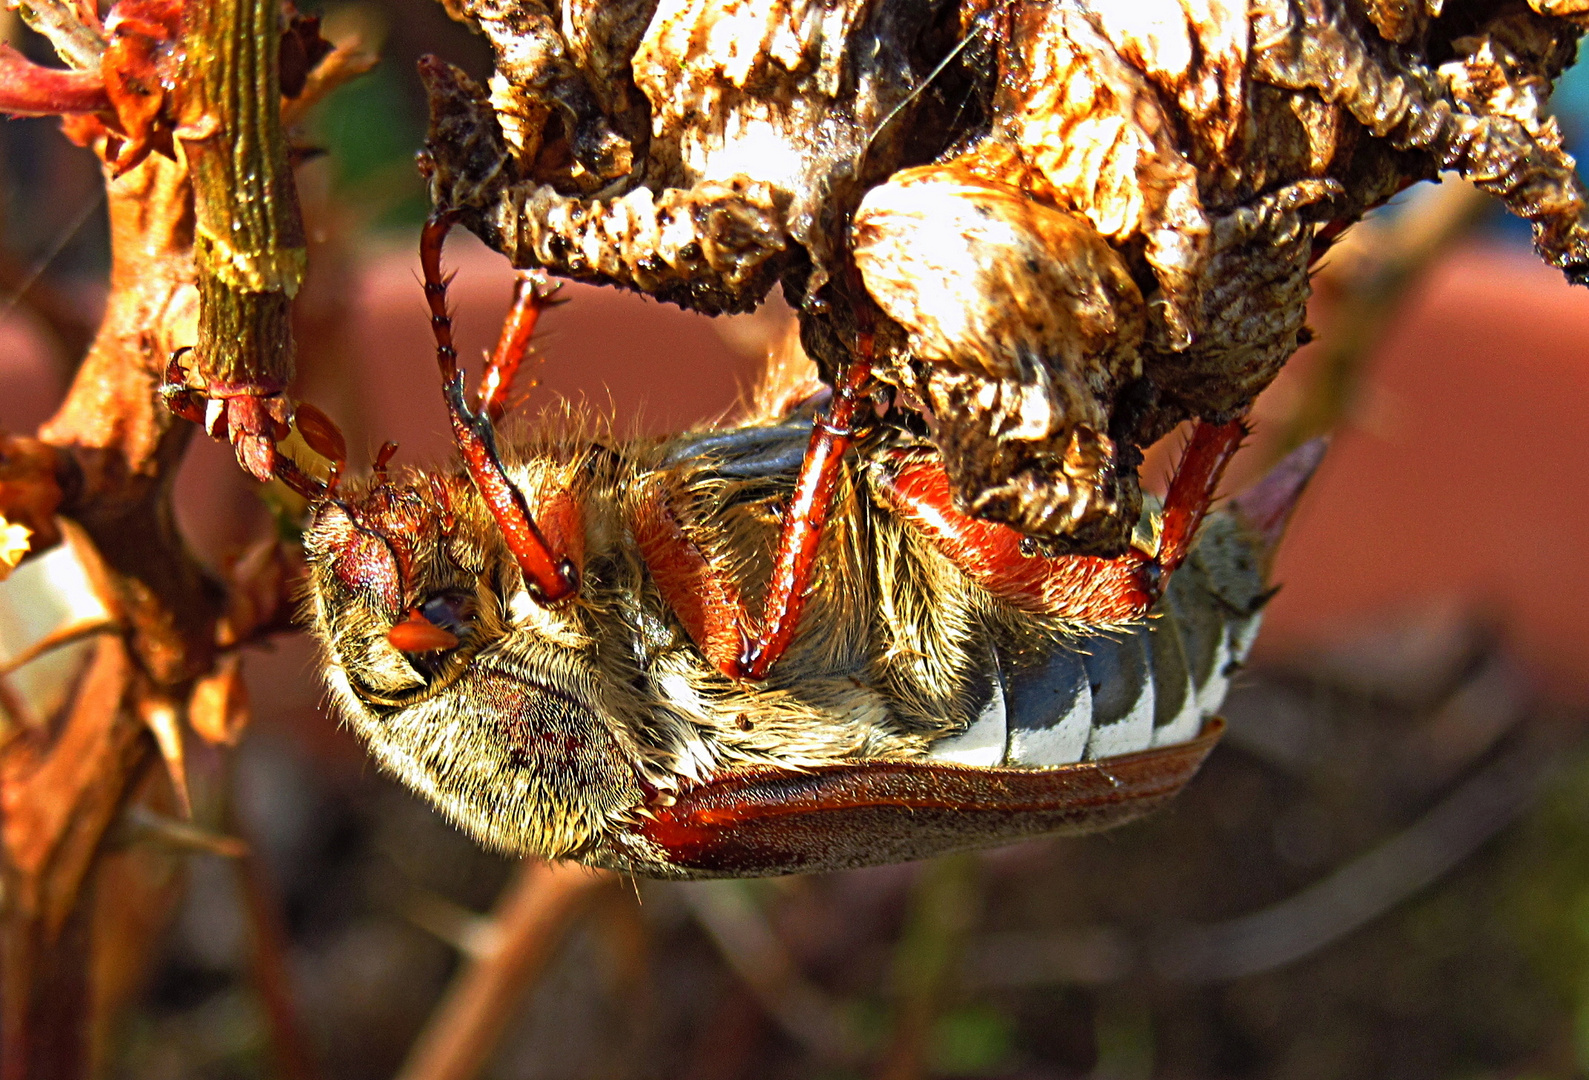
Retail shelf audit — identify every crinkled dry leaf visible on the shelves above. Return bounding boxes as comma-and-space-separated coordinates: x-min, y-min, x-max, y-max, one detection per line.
0, 518, 33, 581
422, 0, 1589, 551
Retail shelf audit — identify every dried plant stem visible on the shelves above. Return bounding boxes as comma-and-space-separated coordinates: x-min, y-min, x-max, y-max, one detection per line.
227, 774, 326, 1080
681, 881, 859, 1064
962, 725, 1562, 988
0, 0, 304, 1069
178, 0, 304, 396
0, 637, 146, 1080
396, 861, 615, 1080
10, 0, 105, 71
279, 39, 379, 128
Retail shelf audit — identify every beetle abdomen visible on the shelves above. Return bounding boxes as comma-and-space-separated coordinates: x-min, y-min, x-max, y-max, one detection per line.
926, 514, 1266, 769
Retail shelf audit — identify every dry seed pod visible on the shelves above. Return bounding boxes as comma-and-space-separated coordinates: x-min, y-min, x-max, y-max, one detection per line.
852, 164, 1146, 540
420, 0, 1589, 551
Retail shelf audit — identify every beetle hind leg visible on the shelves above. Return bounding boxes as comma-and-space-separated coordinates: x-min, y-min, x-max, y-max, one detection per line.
875, 419, 1247, 624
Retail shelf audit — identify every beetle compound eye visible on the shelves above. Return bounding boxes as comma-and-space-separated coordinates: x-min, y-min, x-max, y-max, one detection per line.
419, 590, 477, 642
313, 503, 403, 615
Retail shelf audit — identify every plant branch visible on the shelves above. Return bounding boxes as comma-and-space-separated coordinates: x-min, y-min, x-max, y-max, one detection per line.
10, 0, 106, 72
396, 862, 615, 1080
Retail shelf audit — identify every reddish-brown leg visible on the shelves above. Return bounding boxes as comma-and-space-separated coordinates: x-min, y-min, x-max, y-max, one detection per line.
420, 212, 578, 603
479, 271, 560, 422
637, 326, 875, 681
633, 493, 750, 675
160, 352, 335, 502
737, 348, 872, 678
875, 419, 1246, 623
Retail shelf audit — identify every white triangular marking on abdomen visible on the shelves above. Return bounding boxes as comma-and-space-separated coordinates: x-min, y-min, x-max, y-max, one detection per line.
1005, 672, 1092, 766
928, 669, 1007, 766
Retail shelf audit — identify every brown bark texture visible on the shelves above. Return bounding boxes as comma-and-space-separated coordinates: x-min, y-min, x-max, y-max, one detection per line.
0, 0, 330, 1072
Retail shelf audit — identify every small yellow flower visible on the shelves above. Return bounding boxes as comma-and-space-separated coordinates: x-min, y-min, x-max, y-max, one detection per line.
0, 518, 33, 581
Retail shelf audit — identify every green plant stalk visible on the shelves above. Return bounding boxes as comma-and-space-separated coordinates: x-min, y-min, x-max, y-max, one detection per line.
878, 854, 981, 1080
179, 0, 305, 398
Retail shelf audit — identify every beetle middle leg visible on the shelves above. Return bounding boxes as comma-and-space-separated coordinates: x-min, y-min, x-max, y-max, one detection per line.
635, 320, 876, 682
874, 419, 1247, 624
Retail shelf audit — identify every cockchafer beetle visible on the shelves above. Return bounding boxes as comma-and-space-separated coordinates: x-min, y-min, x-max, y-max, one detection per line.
166, 215, 1321, 878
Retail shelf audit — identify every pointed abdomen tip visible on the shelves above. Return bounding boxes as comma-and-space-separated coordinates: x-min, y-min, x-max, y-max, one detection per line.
1230, 437, 1329, 560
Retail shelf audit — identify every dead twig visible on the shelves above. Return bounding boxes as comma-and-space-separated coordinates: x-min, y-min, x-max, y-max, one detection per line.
396, 861, 616, 1080
1275, 180, 1492, 457
0, 0, 332, 1069
963, 726, 1564, 988
681, 880, 861, 1066
280, 39, 378, 128
232, 817, 326, 1080
0, 636, 145, 1080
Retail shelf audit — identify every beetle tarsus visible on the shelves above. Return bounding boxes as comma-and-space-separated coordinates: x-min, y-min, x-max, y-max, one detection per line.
480, 270, 561, 421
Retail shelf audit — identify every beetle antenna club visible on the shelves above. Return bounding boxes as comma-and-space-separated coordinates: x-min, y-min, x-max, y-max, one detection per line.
420, 211, 578, 603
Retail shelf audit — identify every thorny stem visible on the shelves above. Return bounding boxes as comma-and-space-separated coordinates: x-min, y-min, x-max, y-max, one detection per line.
1, 638, 148, 1080
396, 862, 615, 1080
0, 0, 323, 1071
681, 882, 860, 1064
0, 43, 110, 115
177, 0, 306, 479
228, 772, 326, 1080
10, 0, 106, 71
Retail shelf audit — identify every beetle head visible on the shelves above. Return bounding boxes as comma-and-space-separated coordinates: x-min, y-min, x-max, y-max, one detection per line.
301, 455, 641, 858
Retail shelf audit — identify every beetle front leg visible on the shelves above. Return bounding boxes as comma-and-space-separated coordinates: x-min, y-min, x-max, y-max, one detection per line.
479, 270, 561, 422
875, 419, 1247, 623
421, 212, 580, 603
160, 350, 342, 502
